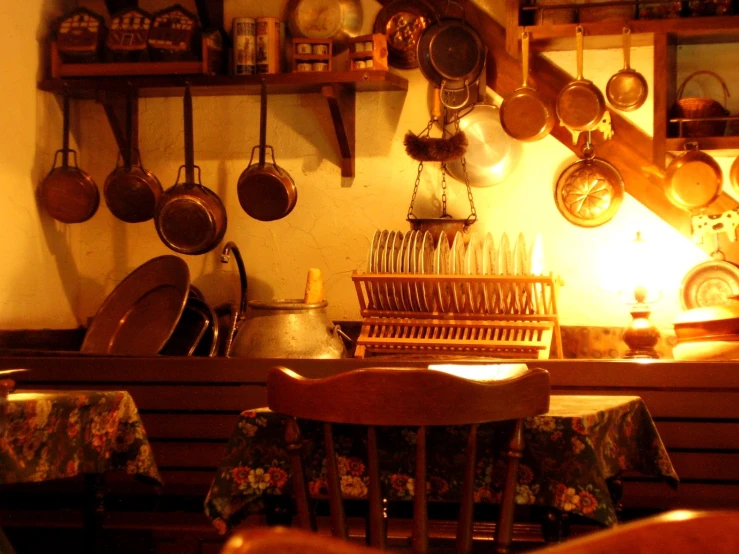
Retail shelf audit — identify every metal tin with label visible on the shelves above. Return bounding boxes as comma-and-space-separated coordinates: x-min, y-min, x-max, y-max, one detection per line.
256, 17, 282, 74
232, 17, 256, 76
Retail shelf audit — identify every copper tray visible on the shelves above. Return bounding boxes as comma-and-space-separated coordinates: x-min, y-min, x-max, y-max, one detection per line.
680, 259, 739, 310
374, 0, 437, 69
81, 256, 190, 355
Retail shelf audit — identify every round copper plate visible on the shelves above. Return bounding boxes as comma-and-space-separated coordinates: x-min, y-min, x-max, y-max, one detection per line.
681, 260, 739, 310
554, 155, 624, 227
81, 256, 190, 355
374, 0, 437, 69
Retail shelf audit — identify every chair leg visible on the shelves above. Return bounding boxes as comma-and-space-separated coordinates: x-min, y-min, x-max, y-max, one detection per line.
496, 419, 524, 554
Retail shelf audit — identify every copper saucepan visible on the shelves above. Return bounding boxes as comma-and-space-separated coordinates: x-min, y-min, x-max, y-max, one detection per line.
664, 142, 723, 212
556, 26, 606, 139
237, 79, 297, 222
39, 93, 100, 223
104, 93, 163, 223
500, 31, 556, 142
605, 27, 648, 112
730, 155, 739, 195
154, 85, 227, 255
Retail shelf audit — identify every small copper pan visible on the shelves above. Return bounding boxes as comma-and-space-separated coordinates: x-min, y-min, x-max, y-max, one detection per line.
730, 155, 739, 196
606, 27, 648, 112
500, 31, 555, 142
556, 26, 606, 136
664, 143, 723, 212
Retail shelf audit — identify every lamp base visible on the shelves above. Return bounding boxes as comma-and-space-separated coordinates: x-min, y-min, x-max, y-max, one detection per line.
623, 303, 660, 359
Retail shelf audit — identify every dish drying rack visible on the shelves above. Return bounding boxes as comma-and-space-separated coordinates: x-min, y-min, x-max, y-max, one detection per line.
352, 272, 563, 359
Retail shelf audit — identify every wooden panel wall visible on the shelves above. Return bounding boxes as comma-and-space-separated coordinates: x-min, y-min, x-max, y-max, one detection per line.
0, 356, 737, 552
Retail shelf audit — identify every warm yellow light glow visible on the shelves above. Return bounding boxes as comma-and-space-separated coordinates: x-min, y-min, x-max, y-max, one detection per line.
428, 363, 529, 381
602, 231, 662, 304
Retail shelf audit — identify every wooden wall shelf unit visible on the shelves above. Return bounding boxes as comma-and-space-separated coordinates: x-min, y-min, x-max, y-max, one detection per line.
38, 71, 408, 179
505, 2, 739, 159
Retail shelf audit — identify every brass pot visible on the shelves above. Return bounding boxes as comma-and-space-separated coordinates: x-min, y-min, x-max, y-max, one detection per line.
673, 304, 739, 342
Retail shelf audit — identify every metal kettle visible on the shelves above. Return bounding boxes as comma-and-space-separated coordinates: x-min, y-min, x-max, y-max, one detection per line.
229, 299, 348, 359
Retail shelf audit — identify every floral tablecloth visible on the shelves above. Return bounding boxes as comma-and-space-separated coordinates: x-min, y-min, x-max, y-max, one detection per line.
0, 390, 161, 485
205, 395, 678, 533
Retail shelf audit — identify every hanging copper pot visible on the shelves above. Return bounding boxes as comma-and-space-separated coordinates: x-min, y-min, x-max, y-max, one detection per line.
664, 143, 722, 212
39, 93, 100, 223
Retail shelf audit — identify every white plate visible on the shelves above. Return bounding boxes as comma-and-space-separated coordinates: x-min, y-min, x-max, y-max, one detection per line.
465, 234, 484, 313
481, 232, 496, 314
384, 230, 402, 311
366, 230, 380, 309
434, 231, 452, 313
498, 232, 511, 313
418, 231, 436, 312
405, 230, 421, 311
374, 230, 390, 310
529, 233, 545, 314
396, 230, 413, 311
450, 232, 468, 313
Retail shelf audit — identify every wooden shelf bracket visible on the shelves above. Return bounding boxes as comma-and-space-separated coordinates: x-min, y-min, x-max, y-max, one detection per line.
322, 83, 356, 179
97, 89, 138, 158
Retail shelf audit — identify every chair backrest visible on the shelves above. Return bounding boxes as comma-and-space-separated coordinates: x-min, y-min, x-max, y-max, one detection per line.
266, 365, 550, 553
222, 511, 739, 554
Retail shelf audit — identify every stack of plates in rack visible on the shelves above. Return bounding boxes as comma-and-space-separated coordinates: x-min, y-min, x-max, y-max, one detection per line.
365, 229, 547, 315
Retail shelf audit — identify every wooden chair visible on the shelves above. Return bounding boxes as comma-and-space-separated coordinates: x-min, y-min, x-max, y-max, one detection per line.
266, 365, 551, 554
221, 510, 739, 554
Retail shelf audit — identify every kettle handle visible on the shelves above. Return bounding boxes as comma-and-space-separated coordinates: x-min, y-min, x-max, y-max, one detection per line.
333, 324, 354, 347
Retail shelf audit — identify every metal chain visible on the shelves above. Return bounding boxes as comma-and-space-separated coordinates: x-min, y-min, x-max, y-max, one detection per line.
407, 160, 424, 220
440, 162, 448, 217
455, 116, 477, 225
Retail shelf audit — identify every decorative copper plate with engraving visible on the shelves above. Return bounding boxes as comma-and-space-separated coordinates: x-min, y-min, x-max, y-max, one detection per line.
554, 152, 624, 228
373, 0, 437, 69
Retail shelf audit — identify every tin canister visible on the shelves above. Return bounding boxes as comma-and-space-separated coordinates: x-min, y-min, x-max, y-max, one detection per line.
232, 17, 256, 76
256, 17, 281, 74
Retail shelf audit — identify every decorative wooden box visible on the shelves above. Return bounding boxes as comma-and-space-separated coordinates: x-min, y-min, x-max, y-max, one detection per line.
148, 4, 200, 61
55, 7, 106, 63
106, 7, 152, 62
348, 33, 388, 71
290, 38, 333, 73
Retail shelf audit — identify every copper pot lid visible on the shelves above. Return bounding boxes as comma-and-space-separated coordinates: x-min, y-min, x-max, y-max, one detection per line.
554, 145, 624, 227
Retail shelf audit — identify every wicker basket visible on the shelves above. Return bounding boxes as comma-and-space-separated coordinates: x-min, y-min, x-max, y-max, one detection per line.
672, 70, 730, 138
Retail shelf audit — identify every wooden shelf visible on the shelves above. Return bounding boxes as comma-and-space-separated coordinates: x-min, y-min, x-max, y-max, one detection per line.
38, 70, 408, 179
507, 3, 739, 53
665, 135, 739, 153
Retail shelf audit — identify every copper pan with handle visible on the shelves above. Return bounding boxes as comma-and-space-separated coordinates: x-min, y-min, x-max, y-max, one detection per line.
664, 142, 723, 213
104, 92, 163, 223
500, 31, 555, 142
237, 79, 298, 222
154, 85, 227, 255
606, 27, 648, 112
556, 26, 606, 138
39, 93, 100, 224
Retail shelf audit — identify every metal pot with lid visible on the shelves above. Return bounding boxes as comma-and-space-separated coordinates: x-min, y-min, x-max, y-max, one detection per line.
229, 299, 347, 359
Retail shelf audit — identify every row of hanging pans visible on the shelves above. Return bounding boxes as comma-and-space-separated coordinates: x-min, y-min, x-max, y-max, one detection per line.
39, 81, 295, 256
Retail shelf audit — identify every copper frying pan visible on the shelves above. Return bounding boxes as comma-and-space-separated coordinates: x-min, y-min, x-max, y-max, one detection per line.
154, 86, 228, 255
556, 26, 606, 137
104, 93, 163, 223
730, 155, 739, 195
39, 93, 100, 223
664, 143, 723, 212
500, 31, 555, 142
606, 27, 648, 112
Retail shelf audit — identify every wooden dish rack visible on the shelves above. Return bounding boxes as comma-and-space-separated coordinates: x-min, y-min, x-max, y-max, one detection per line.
352, 272, 563, 359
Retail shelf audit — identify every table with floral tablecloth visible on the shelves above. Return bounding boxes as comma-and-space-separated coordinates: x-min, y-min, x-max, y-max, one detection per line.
0, 390, 161, 485
204, 395, 678, 534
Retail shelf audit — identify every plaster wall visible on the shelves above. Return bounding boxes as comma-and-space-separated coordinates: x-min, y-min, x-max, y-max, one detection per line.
0, 0, 79, 329
2, 0, 738, 340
